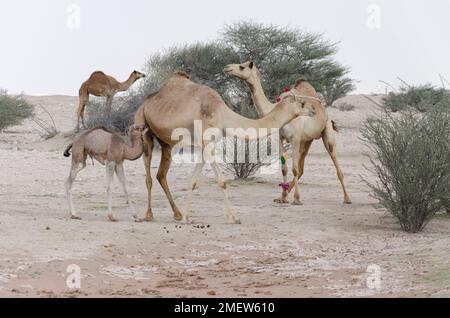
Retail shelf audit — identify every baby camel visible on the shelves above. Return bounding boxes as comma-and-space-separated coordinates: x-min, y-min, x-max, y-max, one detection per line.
63, 125, 147, 222
77, 70, 146, 129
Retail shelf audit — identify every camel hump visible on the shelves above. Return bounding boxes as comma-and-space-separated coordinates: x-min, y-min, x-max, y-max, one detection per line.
173, 71, 190, 79
91, 71, 106, 76
295, 76, 308, 87
145, 90, 160, 100
294, 77, 318, 96
163, 71, 192, 88
77, 126, 119, 139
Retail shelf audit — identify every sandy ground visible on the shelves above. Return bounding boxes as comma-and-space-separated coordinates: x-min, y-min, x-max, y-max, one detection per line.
0, 95, 449, 298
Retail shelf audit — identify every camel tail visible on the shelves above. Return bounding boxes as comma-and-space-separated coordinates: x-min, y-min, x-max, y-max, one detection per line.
331, 120, 339, 133
64, 144, 73, 157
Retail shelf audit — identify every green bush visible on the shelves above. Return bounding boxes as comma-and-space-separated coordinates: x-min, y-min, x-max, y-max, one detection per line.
383, 84, 450, 113
0, 90, 34, 131
362, 103, 450, 233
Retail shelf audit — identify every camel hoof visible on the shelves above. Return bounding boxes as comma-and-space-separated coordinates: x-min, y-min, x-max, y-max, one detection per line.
228, 218, 241, 225
70, 215, 82, 220
274, 198, 289, 204
142, 216, 154, 222
174, 214, 183, 222
108, 215, 118, 222
134, 218, 143, 223
291, 200, 303, 206
344, 199, 353, 205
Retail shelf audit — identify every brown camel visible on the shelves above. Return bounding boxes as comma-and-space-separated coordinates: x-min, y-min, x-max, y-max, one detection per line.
63, 124, 147, 222
224, 61, 352, 205
77, 70, 146, 129
133, 71, 317, 224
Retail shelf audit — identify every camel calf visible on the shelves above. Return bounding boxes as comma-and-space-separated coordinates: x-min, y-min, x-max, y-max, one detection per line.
63, 125, 146, 222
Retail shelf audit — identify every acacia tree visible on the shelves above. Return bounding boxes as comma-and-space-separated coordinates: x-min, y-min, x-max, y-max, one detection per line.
137, 21, 355, 115
221, 21, 355, 106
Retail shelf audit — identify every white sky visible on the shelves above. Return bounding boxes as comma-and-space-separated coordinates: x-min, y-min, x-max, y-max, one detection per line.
0, 0, 449, 95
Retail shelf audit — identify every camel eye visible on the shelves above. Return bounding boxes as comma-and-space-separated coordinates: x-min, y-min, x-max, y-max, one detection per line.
239, 66, 245, 71
301, 102, 305, 108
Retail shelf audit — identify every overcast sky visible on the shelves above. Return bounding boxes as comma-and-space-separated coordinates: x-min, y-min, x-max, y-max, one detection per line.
0, 0, 449, 95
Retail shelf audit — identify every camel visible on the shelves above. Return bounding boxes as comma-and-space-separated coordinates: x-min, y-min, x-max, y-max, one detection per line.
224, 61, 352, 205
77, 70, 146, 129
133, 71, 317, 224
63, 124, 147, 222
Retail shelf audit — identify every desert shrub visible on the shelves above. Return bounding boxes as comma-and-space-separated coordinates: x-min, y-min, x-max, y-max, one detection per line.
382, 84, 450, 113
32, 105, 58, 140
0, 90, 34, 130
361, 103, 450, 233
337, 102, 356, 112
220, 137, 274, 180
83, 93, 144, 133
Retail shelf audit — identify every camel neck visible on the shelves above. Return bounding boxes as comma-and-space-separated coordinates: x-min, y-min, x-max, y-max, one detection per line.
220, 102, 297, 141
119, 76, 136, 91
124, 134, 144, 161
247, 80, 275, 116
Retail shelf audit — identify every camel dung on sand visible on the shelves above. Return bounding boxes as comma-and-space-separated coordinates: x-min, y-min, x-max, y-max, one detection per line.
133, 71, 317, 224
224, 61, 352, 205
77, 70, 146, 129
63, 124, 147, 222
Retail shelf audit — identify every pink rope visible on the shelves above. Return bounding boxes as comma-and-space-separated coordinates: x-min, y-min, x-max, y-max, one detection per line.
279, 183, 290, 192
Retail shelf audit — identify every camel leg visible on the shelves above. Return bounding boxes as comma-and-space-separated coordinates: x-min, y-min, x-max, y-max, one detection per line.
106, 161, 117, 222
184, 162, 205, 223
142, 133, 155, 221
115, 163, 139, 221
292, 140, 313, 205
211, 162, 240, 224
77, 94, 89, 129
65, 162, 86, 220
274, 139, 290, 204
157, 142, 183, 221
285, 140, 301, 204
322, 125, 352, 204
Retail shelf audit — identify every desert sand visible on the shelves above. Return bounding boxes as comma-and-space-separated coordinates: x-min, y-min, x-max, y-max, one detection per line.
0, 95, 449, 298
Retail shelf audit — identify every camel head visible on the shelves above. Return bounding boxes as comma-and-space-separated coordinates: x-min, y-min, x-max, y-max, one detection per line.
278, 90, 317, 118
223, 61, 260, 85
129, 124, 148, 139
131, 70, 146, 81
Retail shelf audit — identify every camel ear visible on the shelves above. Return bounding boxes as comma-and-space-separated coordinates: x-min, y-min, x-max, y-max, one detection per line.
249, 61, 254, 69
